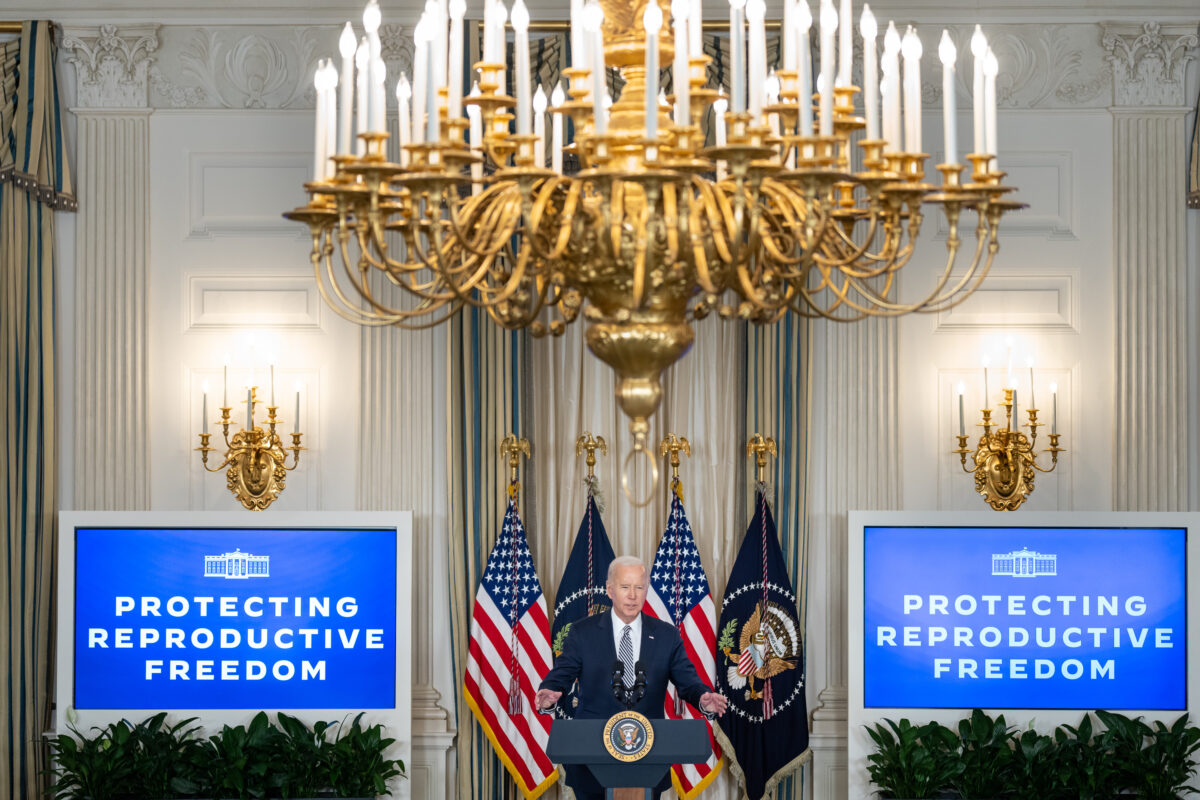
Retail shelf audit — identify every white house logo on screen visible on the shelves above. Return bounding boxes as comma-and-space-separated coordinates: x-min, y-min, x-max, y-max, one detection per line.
203, 549, 270, 579
991, 548, 1056, 578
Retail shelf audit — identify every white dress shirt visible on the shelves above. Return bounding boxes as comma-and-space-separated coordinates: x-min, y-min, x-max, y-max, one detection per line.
610, 610, 642, 665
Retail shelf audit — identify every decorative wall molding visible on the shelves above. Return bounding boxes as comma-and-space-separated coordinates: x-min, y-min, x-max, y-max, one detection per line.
935, 274, 1076, 332
187, 152, 311, 238
1102, 22, 1198, 107
145, 25, 414, 110
186, 276, 322, 330
62, 24, 160, 108
73, 111, 153, 509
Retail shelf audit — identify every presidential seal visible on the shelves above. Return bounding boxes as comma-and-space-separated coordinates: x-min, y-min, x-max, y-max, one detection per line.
602, 710, 655, 762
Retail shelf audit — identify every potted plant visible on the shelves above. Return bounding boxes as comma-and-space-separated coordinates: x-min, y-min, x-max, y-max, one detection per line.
47, 712, 405, 799
1051, 713, 1122, 800
1097, 710, 1200, 800
865, 718, 962, 799
1011, 728, 1068, 800
950, 709, 1014, 800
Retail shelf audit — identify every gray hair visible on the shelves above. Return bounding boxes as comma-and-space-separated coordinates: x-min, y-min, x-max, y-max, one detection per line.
607, 555, 647, 582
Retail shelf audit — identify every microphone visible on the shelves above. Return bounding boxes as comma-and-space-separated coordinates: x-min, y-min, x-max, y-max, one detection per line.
611, 660, 625, 703
631, 660, 647, 705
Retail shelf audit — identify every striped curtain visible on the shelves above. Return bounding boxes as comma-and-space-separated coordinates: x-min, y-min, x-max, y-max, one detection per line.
1189, 83, 1198, 208
1, 20, 75, 800
744, 315, 813, 800
447, 307, 530, 800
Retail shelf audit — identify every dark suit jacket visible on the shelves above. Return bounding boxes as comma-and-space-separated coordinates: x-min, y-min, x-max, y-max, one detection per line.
540, 611, 712, 720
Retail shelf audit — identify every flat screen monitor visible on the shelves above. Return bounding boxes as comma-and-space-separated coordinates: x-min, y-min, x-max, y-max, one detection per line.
862, 524, 1186, 710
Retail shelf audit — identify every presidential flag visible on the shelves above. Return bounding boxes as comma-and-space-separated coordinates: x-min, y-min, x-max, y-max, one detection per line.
715, 488, 809, 800
644, 487, 723, 799
550, 492, 616, 718
464, 499, 558, 800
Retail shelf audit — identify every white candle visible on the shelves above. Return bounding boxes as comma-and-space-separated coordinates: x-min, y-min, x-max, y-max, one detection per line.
644, 1, 663, 139
493, 0, 508, 89
223, 362, 228, 407
551, 84, 565, 172
797, 1, 813, 136
449, 0, 466, 120
422, 44, 438, 142
713, 93, 728, 179
901, 26, 921, 153
533, 85, 547, 165
1028, 362, 1035, 410
1012, 389, 1018, 430
513, 0, 532, 135
585, 1, 607, 134
956, 382, 965, 436
483, 0, 497, 62
412, 15, 428, 144
338, 23, 357, 155
818, 0, 837, 135
747, 0, 766, 123
363, 1, 381, 130
467, 83, 483, 192
765, 71, 781, 135
313, 62, 326, 181
324, 63, 338, 177
202, 384, 209, 434
861, 6, 878, 139
782, 0, 795, 74
1050, 382, 1058, 435
688, 0, 702, 68
570, 0, 586, 69
939, 30, 957, 164
397, 74, 411, 166
429, 0, 447, 110
294, 387, 301, 434
355, 38, 369, 155
671, 0, 690, 126
270, 364, 276, 406
882, 21, 900, 151
983, 361, 989, 408
837, 0, 851, 87
729, 0, 746, 113
970, 25, 986, 155
247, 388, 253, 430
983, 47, 998, 162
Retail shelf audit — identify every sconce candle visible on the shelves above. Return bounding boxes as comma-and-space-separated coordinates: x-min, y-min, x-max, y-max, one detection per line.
1028, 364, 1035, 409
1011, 388, 1018, 429
223, 362, 228, 407
270, 364, 276, 406
295, 389, 301, 434
202, 385, 209, 434
247, 388, 253, 430
1050, 382, 1058, 435
956, 382, 965, 436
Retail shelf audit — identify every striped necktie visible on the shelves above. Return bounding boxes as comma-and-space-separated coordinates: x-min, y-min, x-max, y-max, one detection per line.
619, 624, 635, 687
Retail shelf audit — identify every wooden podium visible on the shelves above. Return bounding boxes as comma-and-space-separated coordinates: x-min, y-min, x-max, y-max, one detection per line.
546, 716, 710, 800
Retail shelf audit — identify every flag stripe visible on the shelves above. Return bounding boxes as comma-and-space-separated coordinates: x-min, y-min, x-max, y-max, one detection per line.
465, 636, 551, 763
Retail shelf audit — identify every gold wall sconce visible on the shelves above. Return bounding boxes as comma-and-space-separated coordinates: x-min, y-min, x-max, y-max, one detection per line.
952, 367, 1064, 511
195, 366, 304, 510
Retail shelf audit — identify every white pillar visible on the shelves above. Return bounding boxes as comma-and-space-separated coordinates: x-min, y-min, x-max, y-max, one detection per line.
1102, 22, 1198, 511
808, 316, 900, 800
62, 25, 159, 510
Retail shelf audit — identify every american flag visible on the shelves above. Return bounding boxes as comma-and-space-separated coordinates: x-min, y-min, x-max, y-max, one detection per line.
644, 488, 724, 799
464, 500, 558, 800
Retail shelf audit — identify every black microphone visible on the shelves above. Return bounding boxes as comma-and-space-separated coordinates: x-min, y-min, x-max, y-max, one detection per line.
631, 660, 647, 705
611, 660, 625, 703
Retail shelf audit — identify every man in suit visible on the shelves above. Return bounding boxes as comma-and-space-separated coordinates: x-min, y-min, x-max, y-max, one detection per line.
536, 555, 728, 800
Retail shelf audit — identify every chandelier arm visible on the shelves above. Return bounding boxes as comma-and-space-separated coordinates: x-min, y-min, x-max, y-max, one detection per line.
903, 214, 1001, 314
317, 229, 415, 325
702, 182, 739, 267
686, 189, 720, 296
517, 178, 577, 263
440, 184, 527, 261
424, 195, 525, 305
662, 182, 681, 267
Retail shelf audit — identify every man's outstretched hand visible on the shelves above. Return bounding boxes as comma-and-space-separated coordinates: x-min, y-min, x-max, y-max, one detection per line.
535, 688, 563, 710
699, 691, 728, 716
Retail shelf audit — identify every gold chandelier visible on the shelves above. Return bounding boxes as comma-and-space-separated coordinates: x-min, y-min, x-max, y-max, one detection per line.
285, 0, 1022, 471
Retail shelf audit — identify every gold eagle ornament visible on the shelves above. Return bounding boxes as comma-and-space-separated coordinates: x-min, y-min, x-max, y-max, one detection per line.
721, 601, 800, 700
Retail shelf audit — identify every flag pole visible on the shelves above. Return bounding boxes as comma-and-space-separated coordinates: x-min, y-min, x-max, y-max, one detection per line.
575, 432, 608, 615
747, 433, 778, 717
499, 433, 531, 713
659, 432, 693, 716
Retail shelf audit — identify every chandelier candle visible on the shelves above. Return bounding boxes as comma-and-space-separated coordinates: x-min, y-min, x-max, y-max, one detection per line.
396, 75, 411, 166
797, 0, 813, 136
671, 0, 689, 126
355, 40, 368, 155
984, 47, 999, 166
971, 25, 987, 155
513, 0, 532, 136
860, 6, 877, 139
729, 0, 746, 113
412, 17, 428, 144
818, 0, 836, 135
643, 2, 662, 141
837, 0, 851, 86
881, 21, 900, 151
533, 86, 547, 164
449, 0, 466, 118
747, 0, 767, 123
902, 27, 921, 153
570, 0, 585, 69
363, 1, 382, 131
337, 24, 356, 155
550, 84, 564, 172
585, 1, 607, 134
939, 30, 957, 164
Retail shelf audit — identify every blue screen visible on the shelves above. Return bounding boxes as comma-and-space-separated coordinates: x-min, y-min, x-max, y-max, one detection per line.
74, 527, 397, 710
864, 526, 1186, 709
